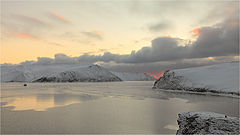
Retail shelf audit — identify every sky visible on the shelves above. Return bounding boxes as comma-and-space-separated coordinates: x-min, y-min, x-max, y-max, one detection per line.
1, 0, 239, 76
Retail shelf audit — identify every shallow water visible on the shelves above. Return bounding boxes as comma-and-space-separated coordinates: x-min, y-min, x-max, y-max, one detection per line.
1, 81, 239, 134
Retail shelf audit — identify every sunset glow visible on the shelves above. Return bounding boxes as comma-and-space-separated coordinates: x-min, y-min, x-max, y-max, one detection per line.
1, 1, 239, 76
207, 57, 214, 60
231, 21, 240, 26
191, 27, 201, 36
14, 33, 39, 40
2, 96, 81, 111
162, 35, 172, 38
1, 1, 239, 134
147, 72, 165, 79
92, 30, 102, 35
51, 12, 70, 23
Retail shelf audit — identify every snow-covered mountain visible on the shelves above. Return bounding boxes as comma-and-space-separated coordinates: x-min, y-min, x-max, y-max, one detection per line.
111, 71, 156, 81
153, 62, 239, 96
1, 63, 157, 82
34, 65, 122, 82
1, 64, 122, 82
1, 64, 83, 82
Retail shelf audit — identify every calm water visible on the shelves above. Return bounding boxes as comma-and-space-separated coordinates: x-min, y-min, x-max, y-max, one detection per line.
1, 81, 239, 134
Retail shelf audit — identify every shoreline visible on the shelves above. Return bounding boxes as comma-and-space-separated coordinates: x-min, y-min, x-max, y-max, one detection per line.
153, 88, 240, 99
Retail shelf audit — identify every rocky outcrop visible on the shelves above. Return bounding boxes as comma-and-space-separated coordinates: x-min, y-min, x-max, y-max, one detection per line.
153, 70, 211, 92
153, 70, 189, 90
177, 112, 240, 134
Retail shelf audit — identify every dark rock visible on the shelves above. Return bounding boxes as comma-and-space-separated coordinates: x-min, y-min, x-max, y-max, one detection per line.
177, 112, 239, 135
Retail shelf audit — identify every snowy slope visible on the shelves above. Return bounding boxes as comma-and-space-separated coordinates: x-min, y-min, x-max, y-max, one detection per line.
111, 71, 156, 81
1, 64, 156, 82
1, 64, 84, 82
153, 62, 239, 96
177, 112, 239, 134
1, 65, 34, 82
34, 65, 122, 82
1, 64, 122, 82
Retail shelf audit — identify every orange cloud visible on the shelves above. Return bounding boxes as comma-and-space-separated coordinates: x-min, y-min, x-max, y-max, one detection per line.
227, 8, 234, 14
230, 21, 240, 26
14, 33, 39, 40
51, 12, 70, 23
162, 35, 171, 38
191, 27, 201, 36
92, 30, 102, 35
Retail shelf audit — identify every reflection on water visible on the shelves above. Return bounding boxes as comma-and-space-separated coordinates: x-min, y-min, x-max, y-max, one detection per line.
1, 82, 239, 134
1, 92, 99, 111
1, 83, 99, 111
2, 95, 81, 111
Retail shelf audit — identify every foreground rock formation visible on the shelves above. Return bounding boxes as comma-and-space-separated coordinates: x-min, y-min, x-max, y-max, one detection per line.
177, 112, 239, 134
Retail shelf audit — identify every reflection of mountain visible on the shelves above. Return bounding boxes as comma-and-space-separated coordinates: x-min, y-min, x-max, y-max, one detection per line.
2, 93, 98, 111
2, 96, 59, 111
52, 93, 97, 105
36, 94, 53, 102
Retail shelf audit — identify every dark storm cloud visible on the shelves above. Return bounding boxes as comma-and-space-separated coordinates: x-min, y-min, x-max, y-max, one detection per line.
17, 12, 239, 73
74, 12, 238, 64
191, 25, 238, 58
131, 12, 238, 63
25, 15, 238, 65
100, 56, 239, 75
34, 54, 79, 65
73, 16, 238, 64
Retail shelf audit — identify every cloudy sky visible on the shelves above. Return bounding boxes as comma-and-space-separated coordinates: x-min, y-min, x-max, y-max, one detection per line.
1, 0, 239, 77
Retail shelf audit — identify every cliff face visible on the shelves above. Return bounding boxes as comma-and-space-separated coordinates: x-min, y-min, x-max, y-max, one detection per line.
153, 62, 239, 96
177, 112, 240, 135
